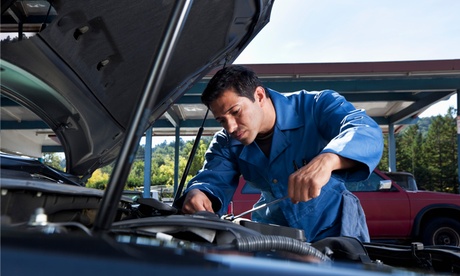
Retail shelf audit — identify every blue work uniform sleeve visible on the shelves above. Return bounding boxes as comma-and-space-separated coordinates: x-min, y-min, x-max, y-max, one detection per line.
314, 90, 383, 181
179, 132, 241, 215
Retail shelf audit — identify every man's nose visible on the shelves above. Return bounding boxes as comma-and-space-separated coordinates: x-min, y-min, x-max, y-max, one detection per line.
226, 118, 238, 133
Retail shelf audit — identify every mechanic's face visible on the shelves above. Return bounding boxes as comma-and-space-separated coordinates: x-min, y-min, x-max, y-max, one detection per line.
210, 88, 265, 145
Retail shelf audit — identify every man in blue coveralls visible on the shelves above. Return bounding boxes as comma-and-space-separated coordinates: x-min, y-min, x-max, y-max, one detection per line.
177, 65, 383, 242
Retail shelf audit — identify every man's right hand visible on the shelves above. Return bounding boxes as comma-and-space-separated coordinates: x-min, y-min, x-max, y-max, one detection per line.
181, 189, 214, 214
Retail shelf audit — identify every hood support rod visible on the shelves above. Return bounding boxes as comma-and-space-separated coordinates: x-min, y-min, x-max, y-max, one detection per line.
92, 0, 194, 234
173, 108, 209, 204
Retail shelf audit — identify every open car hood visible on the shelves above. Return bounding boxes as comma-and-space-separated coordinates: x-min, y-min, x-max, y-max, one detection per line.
1, 0, 273, 177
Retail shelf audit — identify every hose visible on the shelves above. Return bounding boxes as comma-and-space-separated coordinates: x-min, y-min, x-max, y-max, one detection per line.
234, 235, 330, 262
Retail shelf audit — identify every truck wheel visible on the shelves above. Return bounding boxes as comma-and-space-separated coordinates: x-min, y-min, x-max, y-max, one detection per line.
422, 218, 460, 246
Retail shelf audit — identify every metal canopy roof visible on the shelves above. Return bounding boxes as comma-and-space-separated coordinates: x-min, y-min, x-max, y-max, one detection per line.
1, 59, 460, 156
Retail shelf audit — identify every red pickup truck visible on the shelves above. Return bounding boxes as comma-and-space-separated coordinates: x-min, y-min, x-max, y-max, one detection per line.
229, 169, 460, 246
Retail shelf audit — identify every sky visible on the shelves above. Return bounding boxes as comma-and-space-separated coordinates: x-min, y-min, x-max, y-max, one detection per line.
235, 0, 460, 64
150, 0, 459, 146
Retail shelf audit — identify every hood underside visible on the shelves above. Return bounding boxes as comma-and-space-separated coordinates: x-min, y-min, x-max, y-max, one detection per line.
1, 0, 273, 177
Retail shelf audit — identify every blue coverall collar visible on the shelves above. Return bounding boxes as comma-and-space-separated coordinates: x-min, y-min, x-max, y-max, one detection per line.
238, 89, 304, 167
267, 89, 303, 130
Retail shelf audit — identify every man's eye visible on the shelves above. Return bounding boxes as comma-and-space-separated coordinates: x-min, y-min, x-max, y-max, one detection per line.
232, 109, 240, 116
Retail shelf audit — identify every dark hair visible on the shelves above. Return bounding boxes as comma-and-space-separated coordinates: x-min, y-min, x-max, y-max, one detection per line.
201, 65, 266, 108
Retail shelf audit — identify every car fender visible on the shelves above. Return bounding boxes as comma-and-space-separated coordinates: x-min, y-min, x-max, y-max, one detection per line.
412, 204, 460, 237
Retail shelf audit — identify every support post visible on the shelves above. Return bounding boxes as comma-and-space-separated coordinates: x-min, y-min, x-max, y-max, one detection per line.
174, 127, 180, 194
143, 128, 152, 198
457, 91, 460, 193
388, 123, 396, 172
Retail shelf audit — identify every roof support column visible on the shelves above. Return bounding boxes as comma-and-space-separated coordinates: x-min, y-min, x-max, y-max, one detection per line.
457, 90, 460, 193
388, 123, 397, 172
143, 127, 152, 198
174, 126, 180, 194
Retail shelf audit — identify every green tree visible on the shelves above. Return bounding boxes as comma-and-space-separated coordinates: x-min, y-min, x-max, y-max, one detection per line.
180, 137, 212, 177
395, 124, 423, 176
100, 163, 113, 175
148, 137, 212, 188
127, 160, 145, 189
420, 108, 457, 192
151, 155, 173, 186
42, 153, 65, 171
86, 169, 110, 189
378, 107, 458, 194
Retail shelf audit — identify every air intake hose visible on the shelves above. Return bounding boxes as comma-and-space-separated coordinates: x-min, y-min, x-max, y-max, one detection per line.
234, 235, 330, 262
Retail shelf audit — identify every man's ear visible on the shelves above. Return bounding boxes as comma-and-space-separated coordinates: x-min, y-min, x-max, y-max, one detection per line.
254, 86, 266, 104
